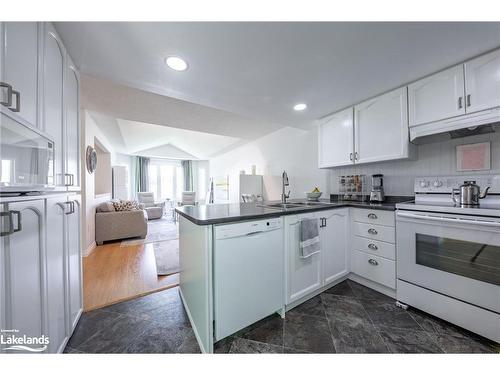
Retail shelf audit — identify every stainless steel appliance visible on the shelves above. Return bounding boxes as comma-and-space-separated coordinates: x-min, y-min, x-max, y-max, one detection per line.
396, 175, 500, 342
451, 180, 491, 206
0, 111, 55, 193
370, 174, 385, 202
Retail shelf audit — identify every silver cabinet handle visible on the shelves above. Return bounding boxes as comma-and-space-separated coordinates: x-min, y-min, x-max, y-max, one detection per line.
0, 211, 21, 236
0, 81, 13, 107
458, 96, 463, 109
368, 228, 378, 235
466, 94, 471, 107
368, 243, 378, 250
355, 152, 359, 160
349, 153, 353, 161
64, 173, 74, 186
367, 213, 377, 219
64, 201, 73, 215
11, 211, 21, 233
10, 90, 20, 112
368, 259, 378, 266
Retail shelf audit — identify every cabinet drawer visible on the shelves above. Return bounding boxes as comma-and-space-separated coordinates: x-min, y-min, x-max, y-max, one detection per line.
352, 208, 395, 227
351, 250, 396, 289
352, 222, 395, 243
352, 236, 396, 260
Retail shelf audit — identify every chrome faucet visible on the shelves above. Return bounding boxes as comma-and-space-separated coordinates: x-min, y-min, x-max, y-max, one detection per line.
281, 170, 290, 203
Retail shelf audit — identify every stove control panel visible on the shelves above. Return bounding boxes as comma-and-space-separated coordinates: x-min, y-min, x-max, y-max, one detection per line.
414, 175, 500, 194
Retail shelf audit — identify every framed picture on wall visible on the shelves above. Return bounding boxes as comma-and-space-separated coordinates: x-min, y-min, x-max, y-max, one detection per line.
456, 142, 491, 171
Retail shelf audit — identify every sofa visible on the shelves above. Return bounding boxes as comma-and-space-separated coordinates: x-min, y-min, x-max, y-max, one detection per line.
137, 192, 165, 220
95, 200, 148, 245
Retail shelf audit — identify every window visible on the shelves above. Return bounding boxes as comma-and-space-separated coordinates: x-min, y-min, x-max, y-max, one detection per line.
148, 159, 184, 202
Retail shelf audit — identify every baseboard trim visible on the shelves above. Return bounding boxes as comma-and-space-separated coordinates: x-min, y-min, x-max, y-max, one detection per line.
83, 241, 97, 257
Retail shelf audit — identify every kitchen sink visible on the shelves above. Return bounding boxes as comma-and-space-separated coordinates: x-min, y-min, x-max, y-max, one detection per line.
260, 203, 303, 209
259, 201, 334, 210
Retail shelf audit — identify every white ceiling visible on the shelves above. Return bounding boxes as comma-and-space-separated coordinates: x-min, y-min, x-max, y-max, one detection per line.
56, 22, 500, 130
89, 112, 241, 159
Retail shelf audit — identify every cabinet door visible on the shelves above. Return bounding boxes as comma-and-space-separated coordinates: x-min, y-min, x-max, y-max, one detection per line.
317, 209, 349, 285
0, 22, 39, 127
408, 65, 465, 126
464, 49, 500, 114
45, 197, 68, 353
66, 195, 82, 332
285, 213, 322, 304
318, 107, 354, 168
43, 24, 65, 187
64, 58, 80, 190
1, 200, 46, 350
354, 87, 410, 164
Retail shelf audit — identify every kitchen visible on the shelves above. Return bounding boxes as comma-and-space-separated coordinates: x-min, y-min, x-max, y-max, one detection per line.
176, 46, 500, 353
1, 8, 500, 370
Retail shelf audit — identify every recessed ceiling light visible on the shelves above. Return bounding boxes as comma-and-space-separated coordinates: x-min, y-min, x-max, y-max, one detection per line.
293, 103, 307, 111
165, 56, 188, 71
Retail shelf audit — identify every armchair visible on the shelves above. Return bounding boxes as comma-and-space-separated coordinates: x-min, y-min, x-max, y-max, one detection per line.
137, 192, 165, 220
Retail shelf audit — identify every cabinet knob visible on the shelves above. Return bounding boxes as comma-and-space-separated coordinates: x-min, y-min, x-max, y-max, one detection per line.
466, 94, 471, 107
368, 228, 378, 235
458, 96, 463, 109
367, 213, 377, 219
368, 243, 378, 250
368, 259, 378, 266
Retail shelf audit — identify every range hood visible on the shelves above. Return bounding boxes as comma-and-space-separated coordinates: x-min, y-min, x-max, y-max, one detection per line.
410, 106, 500, 144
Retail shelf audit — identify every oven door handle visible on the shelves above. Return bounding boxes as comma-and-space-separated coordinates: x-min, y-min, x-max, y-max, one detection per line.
397, 211, 500, 228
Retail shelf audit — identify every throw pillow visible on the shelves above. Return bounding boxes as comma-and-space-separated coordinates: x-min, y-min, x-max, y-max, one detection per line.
113, 200, 134, 211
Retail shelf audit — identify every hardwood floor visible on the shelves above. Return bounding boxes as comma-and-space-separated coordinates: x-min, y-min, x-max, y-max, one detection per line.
83, 241, 179, 311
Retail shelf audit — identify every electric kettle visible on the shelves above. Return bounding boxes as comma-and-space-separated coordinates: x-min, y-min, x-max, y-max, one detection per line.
451, 181, 491, 206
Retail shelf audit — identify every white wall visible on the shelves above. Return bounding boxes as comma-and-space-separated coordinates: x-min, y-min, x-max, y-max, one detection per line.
329, 132, 500, 196
82, 111, 120, 255
210, 126, 330, 203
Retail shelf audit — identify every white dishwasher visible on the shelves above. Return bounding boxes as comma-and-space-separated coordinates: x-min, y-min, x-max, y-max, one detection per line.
213, 217, 283, 341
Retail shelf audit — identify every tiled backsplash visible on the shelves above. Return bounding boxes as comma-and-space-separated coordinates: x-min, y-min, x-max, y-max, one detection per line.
329, 132, 500, 196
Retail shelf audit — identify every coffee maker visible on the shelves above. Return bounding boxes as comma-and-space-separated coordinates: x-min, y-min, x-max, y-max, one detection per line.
370, 174, 385, 202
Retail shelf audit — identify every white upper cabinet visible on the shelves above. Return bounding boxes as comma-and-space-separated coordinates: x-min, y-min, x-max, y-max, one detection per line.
408, 65, 466, 126
318, 107, 354, 168
354, 87, 410, 164
464, 49, 500, 114
0, 22, 40, 127
65, 57, 80, 190
43, 24, 66, 187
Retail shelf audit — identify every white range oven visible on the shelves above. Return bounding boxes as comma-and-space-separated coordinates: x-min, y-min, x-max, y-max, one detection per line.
396, 175, 500, 343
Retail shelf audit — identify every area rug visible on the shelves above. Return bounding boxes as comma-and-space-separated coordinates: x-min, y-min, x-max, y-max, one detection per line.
152, 239, 180, 276
120, 217, 179, 247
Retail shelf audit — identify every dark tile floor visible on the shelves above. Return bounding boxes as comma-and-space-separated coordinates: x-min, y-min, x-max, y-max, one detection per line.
64, 281, 499, 354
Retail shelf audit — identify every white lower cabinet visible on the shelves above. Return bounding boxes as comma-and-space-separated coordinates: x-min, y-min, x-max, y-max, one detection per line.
66, 195, 82, 333
316, 208, 349, 285
46, 197, 67, 353
285, 212, 322, 304
285, 209, 349, 305
351, 250, 396, 289
0, 196, 82, 353
350, 208, 396, 291
0, 200, 45, 352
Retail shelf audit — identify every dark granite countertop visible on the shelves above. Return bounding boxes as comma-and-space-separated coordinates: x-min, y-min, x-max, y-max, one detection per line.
176, 196, 413, 225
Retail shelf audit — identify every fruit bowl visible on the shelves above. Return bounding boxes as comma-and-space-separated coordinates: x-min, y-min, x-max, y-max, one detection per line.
306, 191, 322, 201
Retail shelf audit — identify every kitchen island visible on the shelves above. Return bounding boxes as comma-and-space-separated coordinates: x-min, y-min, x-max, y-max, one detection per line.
176, 197, 409, 353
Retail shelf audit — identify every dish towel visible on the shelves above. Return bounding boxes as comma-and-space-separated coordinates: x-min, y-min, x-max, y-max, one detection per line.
299, 218, 321, 258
